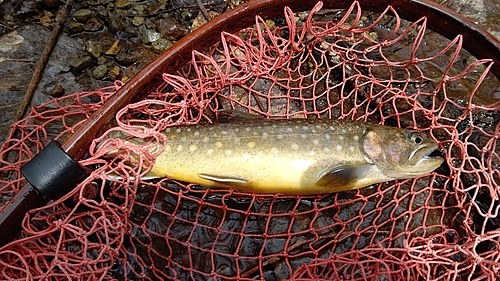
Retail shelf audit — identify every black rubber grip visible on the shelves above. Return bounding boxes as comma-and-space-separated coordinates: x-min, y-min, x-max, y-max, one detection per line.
20, 140, 89, 200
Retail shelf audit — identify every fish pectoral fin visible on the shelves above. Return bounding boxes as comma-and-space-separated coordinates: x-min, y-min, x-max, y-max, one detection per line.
316, 164, 375, 188
198, 173, 250, 186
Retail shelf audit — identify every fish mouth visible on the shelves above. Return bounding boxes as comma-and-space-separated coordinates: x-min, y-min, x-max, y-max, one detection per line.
410, 144, 444, 169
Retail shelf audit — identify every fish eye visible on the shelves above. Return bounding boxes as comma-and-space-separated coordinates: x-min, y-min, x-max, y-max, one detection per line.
410, 132, 424, 144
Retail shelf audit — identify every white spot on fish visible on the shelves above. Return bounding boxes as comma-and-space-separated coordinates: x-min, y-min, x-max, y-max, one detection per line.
189, 145, 197, 152
277, 134, 283, 139
323, 147, 330, 152
207, 149, 213, 155
216, 142, 223, 148
353, 135, 359, 141
203, 137, 209, 142
221, 130, 228, 135
291, 143, 299, 150
309, 151, 316, 156
329, 126, 335, 130
349, 146, 355, 152
181, 137, 187, 141
225, 150, 232, 155
194, 131, 200, 136
271, 147, 279, 153
166, 128, 171, 133
177, 145, 183, 151
339, 136, 344, 140
246, 127, 251, 132
248, 142, 256, 148
336, 145, 342, 151
272, 124, 277, 128
176, 128, 181, 133
234, 128, 239, 132
342, 129, 347, 134
325, 134, 331, 140
302, 126, 309, 130
287, 127, 293, 132
301, 134, 307, 139
165, 145, 171, 151
243, 153, 250, 159
262, 132, 268, 139
187, 128, 191, 132
312, 139, 319, 145
253, 132, 259, 136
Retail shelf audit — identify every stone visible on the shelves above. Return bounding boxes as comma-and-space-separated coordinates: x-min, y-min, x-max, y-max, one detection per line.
73, 9, 92, 23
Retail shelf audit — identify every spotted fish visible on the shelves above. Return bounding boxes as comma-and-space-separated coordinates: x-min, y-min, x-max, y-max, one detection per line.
120, 117, 443, 195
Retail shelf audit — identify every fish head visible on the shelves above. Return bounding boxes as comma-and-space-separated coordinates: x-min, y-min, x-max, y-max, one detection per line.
361, 127, 444, 179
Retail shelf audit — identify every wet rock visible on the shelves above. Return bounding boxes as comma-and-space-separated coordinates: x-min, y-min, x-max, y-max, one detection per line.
70, 55, 93, 71
95, 6, 108, 22
109, 65, 121, 79
73, 9, 92, 23
132, 16, 144, 26
179, 10, 194, 21
140, 27, 161, 44
108, 15, 125, 33
105, 40, 121, 55
151, 38, 172, 53
92, 64, 108, 79
84, 17, 104, 32
67, 22, 84, 34
192, 11, 219, 30
85, 41, 102, 58
50, 85, 65, 97
157, 17, 189, 41
115, 0, 132, 9
115, 53, 136, 66
42, 0, 60, 8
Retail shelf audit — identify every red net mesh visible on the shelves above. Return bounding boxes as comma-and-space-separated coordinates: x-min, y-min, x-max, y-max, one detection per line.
1, 1, 500, 280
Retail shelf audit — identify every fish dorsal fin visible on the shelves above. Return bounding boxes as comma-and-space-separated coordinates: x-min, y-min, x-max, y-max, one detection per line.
216, 109, 265, 123
199, 173, 250, 186
316, 163, 375, 188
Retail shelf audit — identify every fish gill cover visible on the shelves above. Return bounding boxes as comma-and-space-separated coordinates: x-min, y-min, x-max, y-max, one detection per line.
1, 1, 500, 280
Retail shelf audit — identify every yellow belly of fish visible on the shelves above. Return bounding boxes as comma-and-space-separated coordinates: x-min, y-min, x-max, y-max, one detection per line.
148, 147, 380, 194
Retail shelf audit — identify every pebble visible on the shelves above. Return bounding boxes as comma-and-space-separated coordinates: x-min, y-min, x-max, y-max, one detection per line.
115, 0, 132, 9
86, 41, 102, 58
105, 40, 121, 55
42, 0, 60, 8
50, 85, 65, 97
109, 65, 121, 79
115, 53, 136, 66
67, 22, 84, 34
73, 9, 92, 23
95, 6, 108, 22
70, 55, 93, 71
108, 15, 125, 33
92, 64, 108, 79
157, 17, 189, 41
140, 27, 161, 44
132, 16, 144, 27
151, 38, 172, 53
84, 18, 104, 32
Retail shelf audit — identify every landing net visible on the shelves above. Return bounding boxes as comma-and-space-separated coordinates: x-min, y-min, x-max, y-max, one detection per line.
1, 2, 500, 280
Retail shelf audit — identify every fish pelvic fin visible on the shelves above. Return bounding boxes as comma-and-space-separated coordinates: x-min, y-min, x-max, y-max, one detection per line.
198, 173, 250, 187
316, 163, 376, 189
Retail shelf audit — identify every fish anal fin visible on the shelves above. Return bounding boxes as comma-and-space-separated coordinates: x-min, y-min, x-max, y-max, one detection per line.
316, 164, 375, 188
199, 173, 250, 187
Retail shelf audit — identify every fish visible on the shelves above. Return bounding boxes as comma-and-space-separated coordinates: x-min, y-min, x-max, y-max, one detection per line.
110, 116, 444, 195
